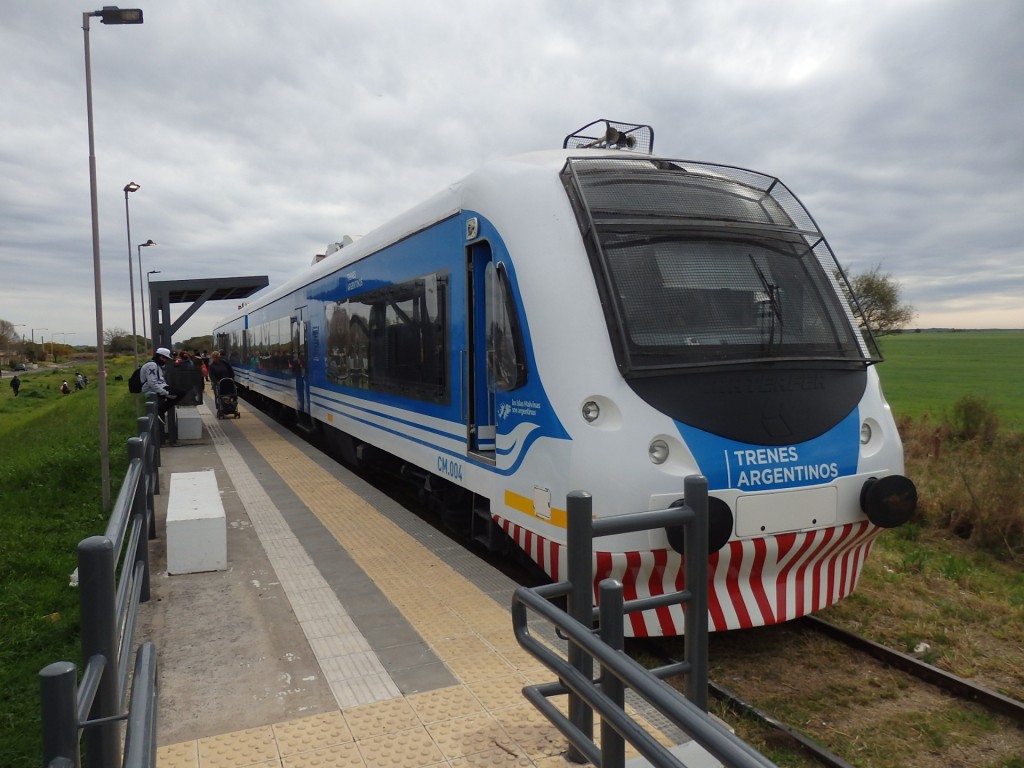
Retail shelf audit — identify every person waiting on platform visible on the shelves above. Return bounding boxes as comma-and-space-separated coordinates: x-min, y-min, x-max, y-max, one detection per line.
141, 347, 185, 422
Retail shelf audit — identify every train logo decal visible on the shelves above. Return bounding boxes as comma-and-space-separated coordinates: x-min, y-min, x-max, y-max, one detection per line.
345, 271, 364, 292
677, 410, 860, 492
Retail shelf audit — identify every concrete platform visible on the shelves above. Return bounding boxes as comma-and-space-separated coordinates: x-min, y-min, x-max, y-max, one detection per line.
140, 401, 686, 768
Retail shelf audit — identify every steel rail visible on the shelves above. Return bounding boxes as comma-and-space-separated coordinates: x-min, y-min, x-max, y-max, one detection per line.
708, 680, 857, 768
647, 612, 1024, 768
798, 616, 1024, 725
644, 640, 855, 768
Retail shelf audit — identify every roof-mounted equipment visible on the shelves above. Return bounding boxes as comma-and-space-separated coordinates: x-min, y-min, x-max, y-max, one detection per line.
313, 235, 360, 266
563, 119, 654, 153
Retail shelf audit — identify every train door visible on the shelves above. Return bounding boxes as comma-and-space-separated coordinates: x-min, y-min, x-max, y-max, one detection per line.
291, 307, 310, 418
467, 240, 496, 460
467, 236, 526, 462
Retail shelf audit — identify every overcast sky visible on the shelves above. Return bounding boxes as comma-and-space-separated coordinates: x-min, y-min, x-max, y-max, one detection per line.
2, 0, 1022, 349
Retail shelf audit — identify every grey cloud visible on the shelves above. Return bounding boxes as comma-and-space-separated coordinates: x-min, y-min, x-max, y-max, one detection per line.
2, 0, 1022, 344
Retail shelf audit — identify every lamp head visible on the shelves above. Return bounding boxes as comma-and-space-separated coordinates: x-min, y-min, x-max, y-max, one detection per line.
98, 7, 144, 25
124, 181, 140, 194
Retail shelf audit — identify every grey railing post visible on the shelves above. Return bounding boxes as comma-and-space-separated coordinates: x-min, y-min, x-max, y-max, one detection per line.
137, 416, 157, 540
683, 474, 710, 710
599, 578, 625, 768
168, 404, 178, 445
122, 643, 158, 768
40, 661, 80, 768
78, 536, 120, 768
148, 399, 162, 496
565, 490, 594, 763
127, 438, 151, 602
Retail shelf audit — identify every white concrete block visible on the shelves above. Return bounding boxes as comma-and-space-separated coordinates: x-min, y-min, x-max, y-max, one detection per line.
176, 406, 203, 440
167, 470, 226, 574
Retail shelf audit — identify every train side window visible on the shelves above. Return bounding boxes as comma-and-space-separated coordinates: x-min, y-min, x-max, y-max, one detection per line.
485, 262, 526, 391
328, 272, 449, 403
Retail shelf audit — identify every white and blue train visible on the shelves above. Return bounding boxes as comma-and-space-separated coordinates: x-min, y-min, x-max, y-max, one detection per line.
213, 120, 916, 637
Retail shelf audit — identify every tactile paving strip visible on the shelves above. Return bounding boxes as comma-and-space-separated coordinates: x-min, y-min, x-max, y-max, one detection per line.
273, 711, 352, 756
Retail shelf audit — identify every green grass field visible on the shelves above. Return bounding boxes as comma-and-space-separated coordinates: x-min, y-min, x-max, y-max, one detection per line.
1, 360, 138, 768
877, 330, 1024, 432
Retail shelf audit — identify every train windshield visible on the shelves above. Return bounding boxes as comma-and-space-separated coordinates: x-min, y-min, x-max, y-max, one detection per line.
562, 157, 880, 373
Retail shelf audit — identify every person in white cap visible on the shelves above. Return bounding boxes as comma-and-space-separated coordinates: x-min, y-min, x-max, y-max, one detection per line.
140, 347, 184, 420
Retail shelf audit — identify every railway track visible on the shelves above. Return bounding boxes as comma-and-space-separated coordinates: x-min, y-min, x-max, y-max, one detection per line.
797, 616, 1024, 726
646, 618, 1024, 767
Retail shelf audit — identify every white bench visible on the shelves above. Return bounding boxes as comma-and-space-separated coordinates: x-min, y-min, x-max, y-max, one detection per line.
176, 405, 203, 440
166, 470, 226, 574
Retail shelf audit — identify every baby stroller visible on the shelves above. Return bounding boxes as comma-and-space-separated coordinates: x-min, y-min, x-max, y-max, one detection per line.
215, 378, 239, 419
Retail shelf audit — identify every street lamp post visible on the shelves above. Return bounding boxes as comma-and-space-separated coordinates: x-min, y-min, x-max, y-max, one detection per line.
31, 327, 48, 361
137, 240, 156, 348
124, 182, 140, 370
82, 5, 143, 514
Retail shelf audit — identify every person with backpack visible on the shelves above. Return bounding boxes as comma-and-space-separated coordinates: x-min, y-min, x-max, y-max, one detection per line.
140, 347, 185, 421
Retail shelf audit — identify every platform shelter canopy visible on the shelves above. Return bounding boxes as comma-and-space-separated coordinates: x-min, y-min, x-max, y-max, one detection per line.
149, 275, 269, 350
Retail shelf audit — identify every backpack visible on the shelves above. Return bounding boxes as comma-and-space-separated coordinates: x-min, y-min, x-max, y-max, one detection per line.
128, 367, 143, 394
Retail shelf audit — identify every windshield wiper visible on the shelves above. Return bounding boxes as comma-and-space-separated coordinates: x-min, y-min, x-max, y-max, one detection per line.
749, 255, 783, 353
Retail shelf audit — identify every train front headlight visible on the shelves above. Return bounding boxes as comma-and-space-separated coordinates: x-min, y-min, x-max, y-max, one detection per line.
579, 396, 622, 430
649, 439, 669, 465
860, 417, 883, 458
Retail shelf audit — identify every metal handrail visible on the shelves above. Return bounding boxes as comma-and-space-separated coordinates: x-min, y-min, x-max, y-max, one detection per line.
39, 401, 161, 768
512, 475, 778, 768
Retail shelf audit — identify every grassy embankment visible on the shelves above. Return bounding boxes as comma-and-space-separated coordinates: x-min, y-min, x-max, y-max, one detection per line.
852, 332, 1024, 654
0, 360, 138, 768
877, 330, 1024, 431
632, 332, 1024, 766
715, 332, 1024, 766
877, 331, 1024, 556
